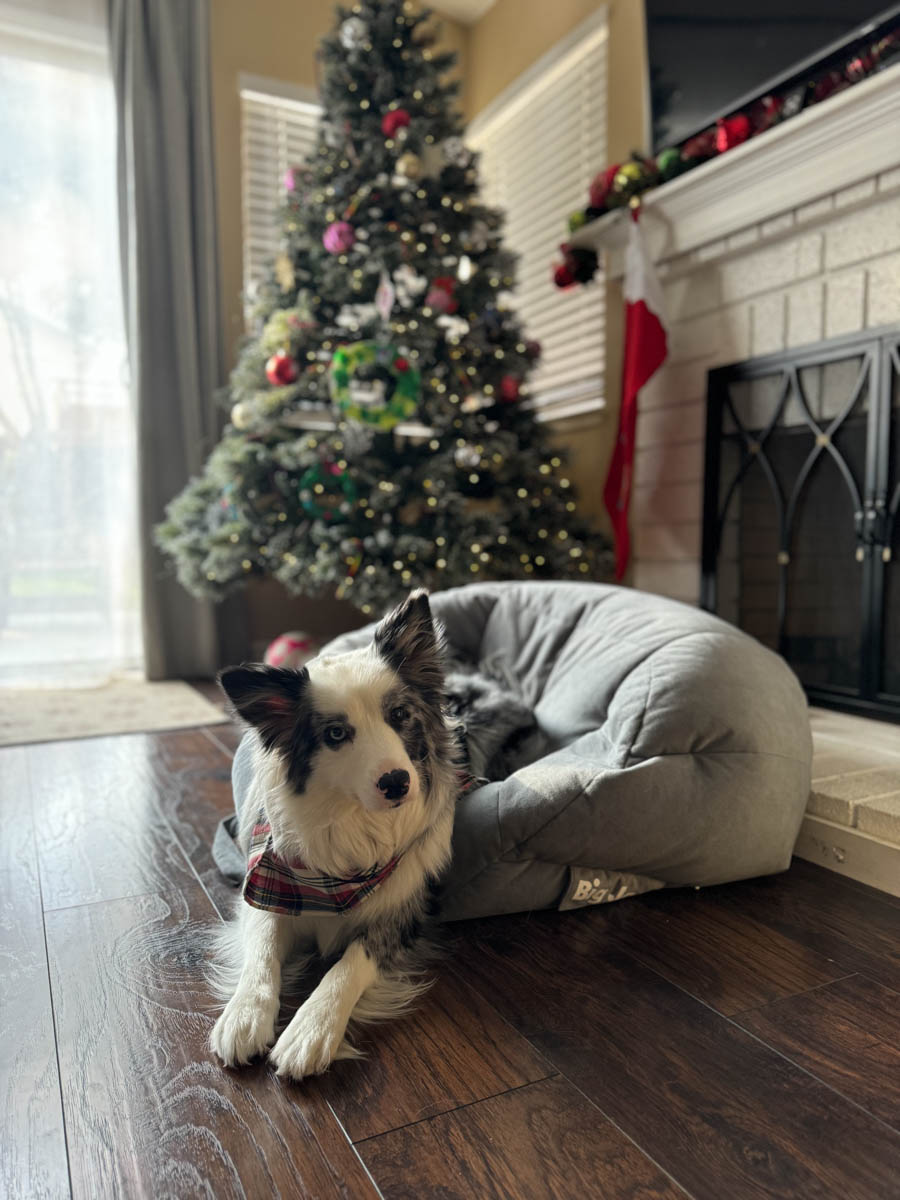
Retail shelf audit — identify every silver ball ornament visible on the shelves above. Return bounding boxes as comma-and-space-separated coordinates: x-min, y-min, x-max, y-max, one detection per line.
340, 16, 368, 50
442, 136, 471, 168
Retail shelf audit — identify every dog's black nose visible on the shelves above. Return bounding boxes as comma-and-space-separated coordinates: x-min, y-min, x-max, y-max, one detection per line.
377, 768, 410, 800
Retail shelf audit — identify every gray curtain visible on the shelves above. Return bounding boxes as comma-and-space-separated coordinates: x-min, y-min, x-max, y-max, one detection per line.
109, 0, 239, 679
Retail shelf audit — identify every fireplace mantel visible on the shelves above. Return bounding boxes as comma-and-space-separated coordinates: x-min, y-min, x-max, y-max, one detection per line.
570, 63, 900, 274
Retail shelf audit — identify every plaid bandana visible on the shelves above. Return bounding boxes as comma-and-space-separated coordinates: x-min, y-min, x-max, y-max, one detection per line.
242, 817, 401, 917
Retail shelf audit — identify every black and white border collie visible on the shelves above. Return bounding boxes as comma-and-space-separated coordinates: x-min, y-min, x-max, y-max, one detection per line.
209, 591, 460, 1081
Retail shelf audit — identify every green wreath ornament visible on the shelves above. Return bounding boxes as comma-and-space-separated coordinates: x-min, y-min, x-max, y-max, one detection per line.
329, 340, 420, 430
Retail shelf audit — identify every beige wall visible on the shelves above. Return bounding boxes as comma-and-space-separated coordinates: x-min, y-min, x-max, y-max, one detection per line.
465, 0, 648, 163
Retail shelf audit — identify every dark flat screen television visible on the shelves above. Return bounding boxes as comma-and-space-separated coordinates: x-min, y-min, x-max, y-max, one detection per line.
647, 1, 900, 152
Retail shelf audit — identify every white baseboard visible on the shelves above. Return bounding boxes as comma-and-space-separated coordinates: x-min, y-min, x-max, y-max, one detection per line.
793, 814, 900, 898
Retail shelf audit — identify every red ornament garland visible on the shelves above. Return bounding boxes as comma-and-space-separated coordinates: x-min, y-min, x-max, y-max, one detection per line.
554, 16, 900, 289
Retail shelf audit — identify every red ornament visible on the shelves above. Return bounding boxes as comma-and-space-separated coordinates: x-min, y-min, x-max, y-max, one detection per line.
812, 69, 848, 104
524, 339, 542, 361
749, 94, 783, 134
265, 351, 299, 386
681, 127, 717, 161
393, 356, 409, 372
554, 262, 576, 289
381, 108, 411, 138
500, 375, 521, 403
588, 163, 620, 211
715, 113, 751, 153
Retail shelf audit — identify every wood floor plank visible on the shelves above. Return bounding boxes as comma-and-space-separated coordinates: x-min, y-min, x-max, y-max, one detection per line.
148, 729, 242, 916
594, 885, 849, 1014
0, 747, 70, 1200
452, 908, 900, 1200
790, 856, 900, 911
310, 964, 554, 1141
738, 974, 900, 1131
45, 884, 377, 1200
203, 723, 245, 757
358, 1074, 686, 1200
28, 735, 199, 911
698, 862, 900, 992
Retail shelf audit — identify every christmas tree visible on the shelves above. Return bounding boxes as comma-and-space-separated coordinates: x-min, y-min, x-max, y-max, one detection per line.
156, 0, 611, 618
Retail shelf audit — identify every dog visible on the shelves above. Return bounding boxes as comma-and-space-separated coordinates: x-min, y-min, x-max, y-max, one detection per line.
208, 590, 461, 1080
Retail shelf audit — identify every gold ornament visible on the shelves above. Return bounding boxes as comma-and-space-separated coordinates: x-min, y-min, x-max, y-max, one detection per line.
274, 253, 295, 292
396, 151, 422, 180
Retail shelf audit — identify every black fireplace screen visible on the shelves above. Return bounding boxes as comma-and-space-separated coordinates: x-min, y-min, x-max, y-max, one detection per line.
701, 326, 900, 721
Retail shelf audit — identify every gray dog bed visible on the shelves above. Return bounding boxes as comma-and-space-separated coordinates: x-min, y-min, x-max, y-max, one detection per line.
215, 581, 812, 921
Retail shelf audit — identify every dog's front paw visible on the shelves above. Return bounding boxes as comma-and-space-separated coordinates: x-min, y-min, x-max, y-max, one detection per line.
268, 1002, 343, 1080
209, 990, 278, 1067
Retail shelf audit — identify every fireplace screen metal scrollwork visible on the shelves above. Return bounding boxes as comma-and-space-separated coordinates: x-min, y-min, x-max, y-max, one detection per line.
701, 326, 900, 721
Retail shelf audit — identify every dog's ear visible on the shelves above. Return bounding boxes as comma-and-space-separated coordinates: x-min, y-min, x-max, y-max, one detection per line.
374, 590, 444, 705
217, 663, 309, 751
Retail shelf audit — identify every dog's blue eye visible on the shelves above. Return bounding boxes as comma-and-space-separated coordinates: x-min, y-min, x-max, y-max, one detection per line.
390, 705, 410, 724
324, 724, 347, 746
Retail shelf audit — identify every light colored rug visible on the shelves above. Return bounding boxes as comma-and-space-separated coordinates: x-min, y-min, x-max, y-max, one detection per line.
0, 678, 229, 746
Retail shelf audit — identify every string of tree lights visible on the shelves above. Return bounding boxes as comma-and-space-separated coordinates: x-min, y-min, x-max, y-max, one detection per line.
155, 0, 610, 613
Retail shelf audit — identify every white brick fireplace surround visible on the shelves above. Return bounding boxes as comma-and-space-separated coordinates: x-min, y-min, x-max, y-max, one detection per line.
576, 64, 900, 895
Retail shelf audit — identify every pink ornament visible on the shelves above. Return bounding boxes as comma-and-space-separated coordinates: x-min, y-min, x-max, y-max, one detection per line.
264, 631, 318, 670
323, 220, 356, 254
425, 276, 458, 314
265, 351, 299, 386
283, 167, 298, 192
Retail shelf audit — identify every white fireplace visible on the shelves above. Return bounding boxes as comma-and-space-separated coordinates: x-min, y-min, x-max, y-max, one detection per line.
576, 64, 900, 893
576, 64, 900, 604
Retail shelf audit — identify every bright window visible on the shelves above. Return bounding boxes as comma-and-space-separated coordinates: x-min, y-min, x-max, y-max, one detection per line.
468, 12, 608, 421
0, 9, 140, 685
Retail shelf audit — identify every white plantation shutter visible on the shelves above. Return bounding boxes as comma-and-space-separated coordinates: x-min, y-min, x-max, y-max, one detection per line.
468, 13, 607, 420
239, 77, 321, 308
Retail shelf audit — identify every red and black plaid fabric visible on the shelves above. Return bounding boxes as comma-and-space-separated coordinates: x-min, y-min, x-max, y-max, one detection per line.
242, 818, 401, 916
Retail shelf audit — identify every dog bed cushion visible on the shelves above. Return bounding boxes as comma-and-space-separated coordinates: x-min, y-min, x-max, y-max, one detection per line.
222, 581, 812, 921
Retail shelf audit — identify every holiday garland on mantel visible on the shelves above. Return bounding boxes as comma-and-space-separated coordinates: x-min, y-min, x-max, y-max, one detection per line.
553, 16, 900, 290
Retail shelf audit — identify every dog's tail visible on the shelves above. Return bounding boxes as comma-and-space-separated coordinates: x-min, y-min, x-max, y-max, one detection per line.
336, 969, 435, 1060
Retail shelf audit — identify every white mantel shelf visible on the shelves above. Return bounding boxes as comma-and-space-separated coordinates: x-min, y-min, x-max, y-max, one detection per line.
570, 63, 900, 274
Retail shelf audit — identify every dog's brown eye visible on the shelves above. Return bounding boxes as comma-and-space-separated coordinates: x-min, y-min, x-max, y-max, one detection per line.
324, 724, 348, 746
390, 705, 410, 725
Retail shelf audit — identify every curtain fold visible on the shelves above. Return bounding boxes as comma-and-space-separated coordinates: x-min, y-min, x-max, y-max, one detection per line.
108, 0, 235, 679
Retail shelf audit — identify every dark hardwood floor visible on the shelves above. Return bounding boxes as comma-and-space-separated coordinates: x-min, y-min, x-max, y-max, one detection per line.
3, 706, 900, 1199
